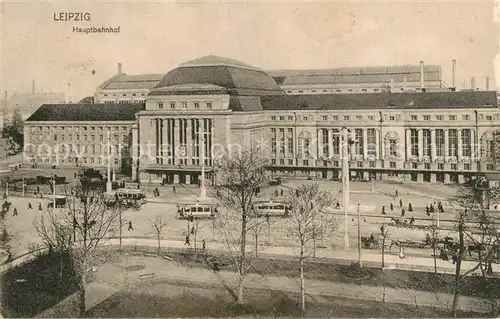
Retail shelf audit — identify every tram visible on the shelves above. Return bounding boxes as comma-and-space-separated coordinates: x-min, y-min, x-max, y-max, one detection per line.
115, 189, 147, 205
251, 201, 292, 218
177, 203, 218, 220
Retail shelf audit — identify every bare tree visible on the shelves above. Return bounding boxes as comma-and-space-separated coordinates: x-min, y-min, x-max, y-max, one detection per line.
449, 186, 500, 317
212, 148, 268, 305
148, 215, 168, 251
283, 183, 337, 312
34, 182, 120, 316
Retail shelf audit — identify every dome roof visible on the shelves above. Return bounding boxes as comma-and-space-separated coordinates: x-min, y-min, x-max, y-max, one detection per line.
153, 55, 284, 96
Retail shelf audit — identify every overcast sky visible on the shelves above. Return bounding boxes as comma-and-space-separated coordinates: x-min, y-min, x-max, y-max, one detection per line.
1, 1, 499, 101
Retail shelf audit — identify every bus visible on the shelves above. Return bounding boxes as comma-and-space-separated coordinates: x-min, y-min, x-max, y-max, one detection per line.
177, 203, 218, 220
251, 201, 292, 218
47, 195, 67, 208
115, 188, 147, 205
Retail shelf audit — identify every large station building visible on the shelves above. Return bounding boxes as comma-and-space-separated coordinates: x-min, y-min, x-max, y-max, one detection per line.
24, 56, 500, 185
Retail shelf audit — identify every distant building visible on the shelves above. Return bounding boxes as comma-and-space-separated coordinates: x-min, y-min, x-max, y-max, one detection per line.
94, 63, 163, 104
5, 91, 65, 123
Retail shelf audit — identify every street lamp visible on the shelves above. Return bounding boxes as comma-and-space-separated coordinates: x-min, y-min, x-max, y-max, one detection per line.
106, 130, 112, 194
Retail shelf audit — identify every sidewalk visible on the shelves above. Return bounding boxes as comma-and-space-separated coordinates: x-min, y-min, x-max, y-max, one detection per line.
101, 237, 499, 276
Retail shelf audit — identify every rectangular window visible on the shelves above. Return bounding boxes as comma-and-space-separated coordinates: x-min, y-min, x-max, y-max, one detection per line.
322, 115, 328, 121
410, 129, 419, 156
487, 163, 494, 170
357, 161, 363, 168
279, 128, 285, 154
271, 159, 276, 165
423, 129, 431, 156
390, 162, 396, 168
464, 164, 471, 170
288, 159, 293, 165
302, 116, 308, 121
279, 116, 285, 121
332, 116, 338, 120
369, 161, 375, 168
449, 115, 456, 121
483, 140, 495, 159
344, 116, 350, 120
355, 129, 364, 155
411, 115, 418, 121
462, 115, 470, 120
356, 115, 362, 120
170, 102, 175, 109
271, 138, 276, 154
423, 115, 430, 121
194, 102, 199, 109
280, 159, 284, 165
438, 163, 444, 170
206, 102, 212, 109
451, 163, 457, 170
425, 163, 431, 170
54, 134, 57, 141
368, 116, 374, 120
322, 129, 329, 156
367, 129, 376, 156
271, 116, 276, 120
462, 129, 471, 157
389, 140, 397, 156
412, 162, 418, 169
436, 129, 445, 157
389, 116, 395, 121
448, 129, 458, 157
181, 102, 187, 108
486, 116, 493, 121
158, 102, 164, 109
288, 137, 293, 155
436, 115, 444, 121
303, 160, 308, 166
287, 116, 293, 120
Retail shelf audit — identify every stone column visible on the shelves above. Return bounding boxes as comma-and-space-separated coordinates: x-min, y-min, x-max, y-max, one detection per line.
328, 129, 333, 159
471, 129, 476, 161
363, 129, 368, 160
457, 129, 463, 158
418, 129, 423, 158
444, 129, 449, 157
430, 129, 436, 160
173, 118, 180, 165
131, 125, 139, 181
405, 129, 411, 160
381, 136, 386, 158
317, 129, 321, 159
186, 118, 192, 165
375, 129, 380, 160
430, 173, 437, 183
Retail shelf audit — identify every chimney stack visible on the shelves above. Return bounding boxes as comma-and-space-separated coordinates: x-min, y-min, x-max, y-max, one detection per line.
452, 59, 456, 89
420, 61, 425, 90
118, 63, 123, 75
471, 77, 476, 90
486, 77, 490, 91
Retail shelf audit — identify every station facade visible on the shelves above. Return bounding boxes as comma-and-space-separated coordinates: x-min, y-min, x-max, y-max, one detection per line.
23, 56, 500, 185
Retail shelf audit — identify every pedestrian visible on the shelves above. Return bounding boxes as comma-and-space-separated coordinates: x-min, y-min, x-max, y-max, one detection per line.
398, 245, 405, 259
395, 189, 399, 197
401, 208, 405, 217
13, 208, 17, 216
202, 239, 206, 250
430, 204, 435, 213
487, 262, 493, 275
381, 205, 386, 215
425, 205, 430, 215
280, 189, 284, 196
155, 187, 160, 197
28, 201, 32, 209
185, 234, 190, 246
409, 216, 415, 225
336, 201, 340, 209
390, 203, 394, 211
38, 202, 42, 211
380, 225, 385, 235
213, 261, 220, 273
173, 186, 176, 194
408, 203, 413, 212
438, 202, 444, 213
128, 221, 134, 231
399, 199, 403, 208
191, 226, 195, 235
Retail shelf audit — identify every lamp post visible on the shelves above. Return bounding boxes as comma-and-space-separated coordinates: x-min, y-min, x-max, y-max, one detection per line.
106, 130, 112, 194
357, 203, 362, 267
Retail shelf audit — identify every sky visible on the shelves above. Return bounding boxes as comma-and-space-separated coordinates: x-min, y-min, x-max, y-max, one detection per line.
1, 1, 499, 101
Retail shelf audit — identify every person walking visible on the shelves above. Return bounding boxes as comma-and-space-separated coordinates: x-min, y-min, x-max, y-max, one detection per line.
202, 239, 206, 250
401, 208, 405, 217
185, 234, 191, 246
409, 216, 415, 225
381, 205, 386, 215
395, 189, 399, 197
173, 186, 176, 194
38, 202, 42, 211
408, 202, 413, 212
390, 203, 394, 211
12, 208, 17, 216
28, 201, 32, 209
399, 199, 403, 208
128, 221, 134, 231
336, 201, 340, 209
399, 244, 405, 259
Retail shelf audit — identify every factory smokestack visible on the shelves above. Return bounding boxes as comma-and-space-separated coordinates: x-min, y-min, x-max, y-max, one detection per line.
471, 77, 476, 90
32, 80, 35, 95
486, 77, 490, 91
118, 63, 123, 75
420, 61, 424, 90
452, 59, 456, 89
